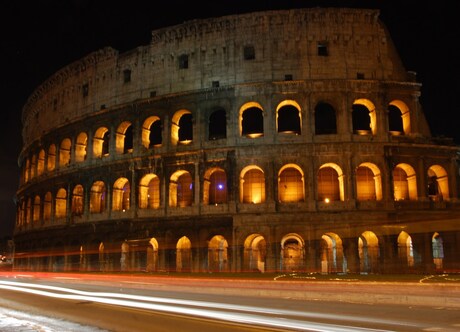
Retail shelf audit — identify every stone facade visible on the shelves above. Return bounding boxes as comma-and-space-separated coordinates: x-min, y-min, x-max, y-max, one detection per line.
14, 8, 460, 274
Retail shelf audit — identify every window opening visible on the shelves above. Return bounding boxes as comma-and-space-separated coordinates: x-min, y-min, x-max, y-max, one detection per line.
179, 54, 189, 69
123, 125, 133, 153
82, 84, 89, 97
209, 170, 227, 204
242, 107, 263, 137
123, 69, 131, 83
178, 113, 193, 142
388, 105, 404, 134
352, 104, 371, 133
318, 167, 340, 202
243, 45, 255, 60
317, 42, 328, 56
277, 105, 300, 134
150, 120, 162, 147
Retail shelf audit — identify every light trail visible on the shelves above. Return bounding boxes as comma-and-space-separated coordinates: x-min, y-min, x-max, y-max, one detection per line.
0, 280, 410, 332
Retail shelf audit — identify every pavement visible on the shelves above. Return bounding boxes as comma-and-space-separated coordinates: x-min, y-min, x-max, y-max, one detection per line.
0, 272, 459, 331
0, 307, 106, 332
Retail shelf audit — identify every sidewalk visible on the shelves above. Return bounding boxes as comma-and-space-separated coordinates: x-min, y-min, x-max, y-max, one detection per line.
0, 307, 106, 332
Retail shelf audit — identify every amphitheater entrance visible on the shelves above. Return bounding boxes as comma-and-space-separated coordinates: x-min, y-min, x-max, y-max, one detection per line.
243, 234, 266, 273
98, 242, 108, 271
432, 232, 444, 270
320, 233, 345, 273
397, 231, 414, 270
176, 236, 192, 272
208, 235, 229, 272
359, 231, 380, 274
280, 234, 304, 272
85, 240, 104, 272
120, 238, 159, 272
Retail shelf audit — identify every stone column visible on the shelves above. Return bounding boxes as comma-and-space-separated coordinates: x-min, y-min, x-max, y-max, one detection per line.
343, 237, 360, 274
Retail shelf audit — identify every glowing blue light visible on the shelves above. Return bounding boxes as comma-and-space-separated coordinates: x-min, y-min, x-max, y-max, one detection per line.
217, 184, 224, 190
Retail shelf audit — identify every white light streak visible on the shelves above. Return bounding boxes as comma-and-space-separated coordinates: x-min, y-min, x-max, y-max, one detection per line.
0, 280, 411, 332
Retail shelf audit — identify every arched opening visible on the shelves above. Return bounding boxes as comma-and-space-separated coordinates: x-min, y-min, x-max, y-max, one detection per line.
427, 165, 449, 201
317, 163, 344, 202
55, 188, 67, 219
90, 181, 106, 213
176, 236, 192, 272
47, 144, 56, 171
208, 235, 229, 272
359, 231, 380, 273
115, 121, 133, 154
352, 99, 376, 135
388, 105, 403, 134
43, 192, 52, 222
356, 163, 382, 201
71, 184, 84, 216
393, 163, 417, 201
281, 234, 304, 272
37, 149, 45, 176
142, 116, 162, 148
30, 155, 36, 179
32, 195, 40, 223
146, 238, 159, 272
112, 178, 130, 211
277, 100, 301, 135
240, 166, 265, 204
139, 174, 160, 209
25, 198, 31, 225
278, 164, 304, 202
320, 233, 345, 273
243, 234, 266, 273
59, 138, 71, 167
240, 102, 264, 138
397, 231, 414, 268
75, 132, 88, 162
169, 171, 193, 207
171, 110, 193, 145
120, 242, 129, 271
93, 127, 110, 158
99, 242, 107, 272
203, 168, 227, 205
24, 158, 30, 183
432, 232, 444, 270
389, 100, 410, 135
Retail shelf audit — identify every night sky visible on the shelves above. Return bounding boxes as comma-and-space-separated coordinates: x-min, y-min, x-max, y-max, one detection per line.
1, 0, 458, 237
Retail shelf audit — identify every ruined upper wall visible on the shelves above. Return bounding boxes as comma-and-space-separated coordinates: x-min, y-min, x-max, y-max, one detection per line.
21, 7, 410, 145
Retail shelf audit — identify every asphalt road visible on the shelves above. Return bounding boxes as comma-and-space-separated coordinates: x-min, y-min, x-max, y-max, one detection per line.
0, 272, 459, 331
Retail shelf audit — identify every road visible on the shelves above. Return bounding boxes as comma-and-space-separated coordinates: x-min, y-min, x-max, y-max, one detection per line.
0, 272, 459, 331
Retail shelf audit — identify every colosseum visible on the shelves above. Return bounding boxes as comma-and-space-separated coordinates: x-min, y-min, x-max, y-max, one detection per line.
14, 7, 460, 274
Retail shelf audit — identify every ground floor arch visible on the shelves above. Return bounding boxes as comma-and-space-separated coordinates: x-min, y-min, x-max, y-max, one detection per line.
280, 233, 305, 272
11, 216, 460, 274
243, 234, 266, 272
359, 231, 380, 274
208, 235, 229, 272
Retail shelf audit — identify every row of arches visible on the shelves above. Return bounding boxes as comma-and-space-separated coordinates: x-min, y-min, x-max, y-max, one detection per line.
14, 230, 445, 274
17, 160, 450, 226
22, 98, 412, 183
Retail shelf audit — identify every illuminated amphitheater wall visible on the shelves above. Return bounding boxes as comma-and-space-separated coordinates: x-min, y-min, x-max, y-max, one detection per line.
15, 8, 460, 273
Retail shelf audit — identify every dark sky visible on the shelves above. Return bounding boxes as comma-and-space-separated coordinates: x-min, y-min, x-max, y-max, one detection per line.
1, 0, 458, 237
